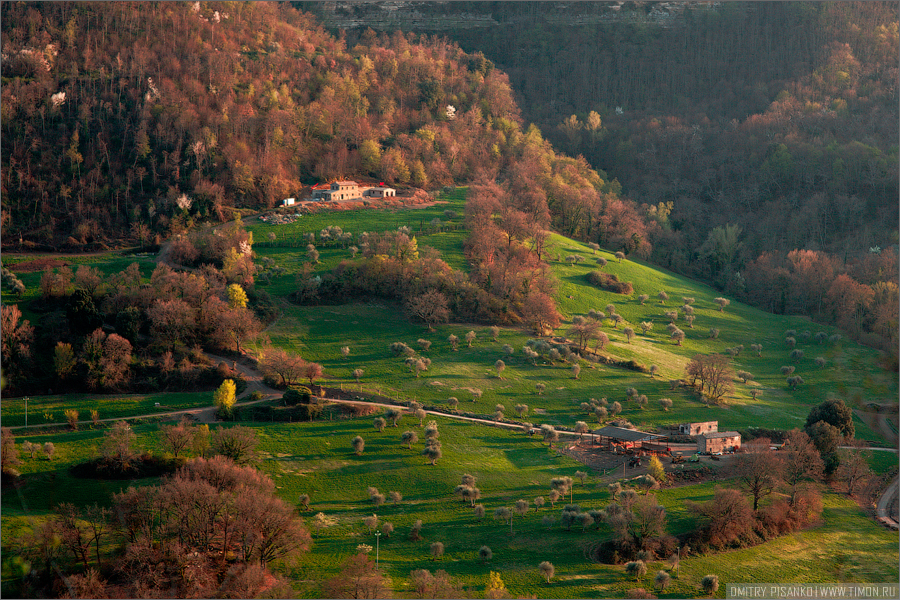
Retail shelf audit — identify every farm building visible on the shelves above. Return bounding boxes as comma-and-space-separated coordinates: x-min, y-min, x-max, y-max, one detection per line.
282, 197, 295, 206
310, 181, 396, 201
312, 181, 362, 201
363, 186, 396, 198
592, 425, 668, 453
679, 421, 718, 436
697, 431, 741, 454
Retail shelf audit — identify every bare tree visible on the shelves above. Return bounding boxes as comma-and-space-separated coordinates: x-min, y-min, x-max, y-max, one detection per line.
734, 438, 783, 510
160, 417, 196, 458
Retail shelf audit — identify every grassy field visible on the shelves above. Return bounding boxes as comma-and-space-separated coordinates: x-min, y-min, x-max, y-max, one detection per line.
0, 390, 214, 428
4, 417, 895, 598
2, 187, 897, 598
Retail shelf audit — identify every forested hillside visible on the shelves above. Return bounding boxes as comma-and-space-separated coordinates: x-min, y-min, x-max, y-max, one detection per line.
0, 1, 641, 254
311, 0, 899, 354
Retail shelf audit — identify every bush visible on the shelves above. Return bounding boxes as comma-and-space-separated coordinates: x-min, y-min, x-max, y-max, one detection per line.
586, 271, 634, 295
701, 575, 719, 595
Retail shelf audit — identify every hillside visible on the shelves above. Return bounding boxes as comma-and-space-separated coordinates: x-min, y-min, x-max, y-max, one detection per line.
0, 1, 638, 256
307, 0, 900, 352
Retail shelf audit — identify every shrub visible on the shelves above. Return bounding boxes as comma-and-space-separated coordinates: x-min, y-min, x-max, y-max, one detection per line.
65, 409, 79, 430
626, 561, 647, 581
815, 356, 826, 368
701, 575, 719, 595
587, 271, 634, 294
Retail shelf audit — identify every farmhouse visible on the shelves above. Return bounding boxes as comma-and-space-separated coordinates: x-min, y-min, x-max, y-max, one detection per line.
697, 431, 741, 454
679, 421, 718, 436
310, 181, 397, 201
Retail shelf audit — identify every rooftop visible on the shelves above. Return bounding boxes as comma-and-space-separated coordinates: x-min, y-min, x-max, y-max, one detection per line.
700, 431, 741, 439
593, 426, 667, 442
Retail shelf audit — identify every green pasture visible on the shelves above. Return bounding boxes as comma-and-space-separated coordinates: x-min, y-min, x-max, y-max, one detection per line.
2, 415, 896, 598
0, 390, 213, 428
247, 188, 470, 297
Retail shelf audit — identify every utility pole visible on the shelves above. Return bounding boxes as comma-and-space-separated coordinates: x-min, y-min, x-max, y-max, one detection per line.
375, 530, 381, 568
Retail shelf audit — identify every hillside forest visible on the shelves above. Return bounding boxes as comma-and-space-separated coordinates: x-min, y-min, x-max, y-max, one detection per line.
1, 0, 897, 355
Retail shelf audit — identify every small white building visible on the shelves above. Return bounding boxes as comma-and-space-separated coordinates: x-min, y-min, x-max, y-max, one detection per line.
282, 198, 296, 206
363, 186, 396, 198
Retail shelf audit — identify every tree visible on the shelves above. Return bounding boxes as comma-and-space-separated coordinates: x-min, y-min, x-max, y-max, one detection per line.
615, 251, 626, 263
713, 297, 730, 312
430, 542, 445, 561
389, 491, 402, 504
1, 428, 22, 478
465, 330, 476, 347
474, 504, 486, 519
736, 371, 754, 383
43, 441, 55, 460
478, 546, 493, 563
364, 514, 378, 533
374, 417, 386, 432
539, 561, 555, 583
685, 354, 734, 402
659, 398, 673, 411
299, 494, 311, 510
160, 417, 196, 458
423, 439, 442, 464
207, 426, 258, 467
541, 425, 560, 448
836, 446, 873, 495
648, 456, 665, 483
495, 359, 506, 378
485, 571, 506, 599
352, 436, 365, 455
688, 488, 753, 547
805, 398, 854, 438
523, 292, 562, 335
193, 424, 210, 458
54, 341, 77, 381
701, 575, 719, 596
101, 421, 138, 472
305, 362, 324, 386
447, 334, 459, 351
260, 348, 306, 387
1, 305, 33, 386
671, 329, 685, 346
323, 553, 389, 599
407, 291, 450, 331
572, 363, 581, 379
657, 291, 668, 304
410, 519, 423, 540
227, 283, 249, 308
781, 429, 825, 488
734, 438, 783, 510
626, 561, 647, 581
215, 379, 237, 416
401, 430, 419, 449
353, 368, 364, 384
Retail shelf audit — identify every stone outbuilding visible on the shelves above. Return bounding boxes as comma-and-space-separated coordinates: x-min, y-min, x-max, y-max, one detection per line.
697, 431, 741, 454
679, 421, 718, 436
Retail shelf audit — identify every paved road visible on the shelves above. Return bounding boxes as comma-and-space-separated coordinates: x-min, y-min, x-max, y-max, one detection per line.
875, 475, 899, 530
